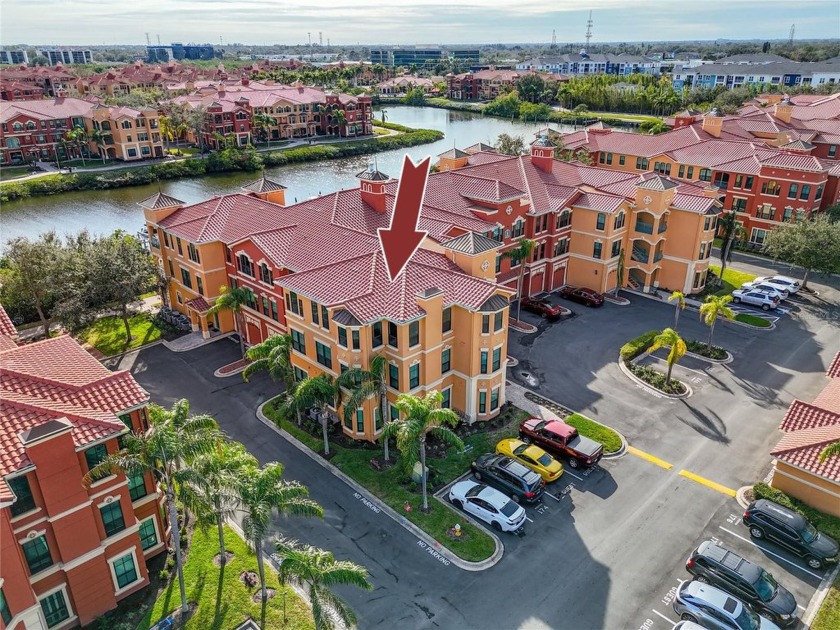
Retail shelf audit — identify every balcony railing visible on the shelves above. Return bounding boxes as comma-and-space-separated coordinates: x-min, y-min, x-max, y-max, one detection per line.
653, 251, 663, 263
631, 247, 650, 263
658, 221, 668, 233
634, 221, 654, 234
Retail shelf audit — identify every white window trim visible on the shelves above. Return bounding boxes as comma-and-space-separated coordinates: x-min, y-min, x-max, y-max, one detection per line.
107, 547, 143, 597
96, 494, 122, 509
37, 582, 76, 630
18, 528, 47, 545
138, 515, 161, 552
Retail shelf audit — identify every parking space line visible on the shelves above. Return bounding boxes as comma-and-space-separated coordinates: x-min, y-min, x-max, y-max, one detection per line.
563, 470, 584, 481
524, 515, 534, 523
678, 470, 737, 497
627, 446, 673, 470
651, 609, 676, 624
718, 526, 825, 580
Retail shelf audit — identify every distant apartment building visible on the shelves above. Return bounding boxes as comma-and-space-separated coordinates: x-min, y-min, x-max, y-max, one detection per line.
145, 46, 174, 63
446, 69, 532, 101
672, 55, 840, 89
0, 50, 29, 65
0, 307, 167, 630
516, 53, 662, 76
37, 49, 93, 66
0, 81, 45, 101
0, 64, 75, 97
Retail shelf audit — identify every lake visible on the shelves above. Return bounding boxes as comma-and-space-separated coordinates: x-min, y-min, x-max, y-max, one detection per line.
0, 107, 583, 243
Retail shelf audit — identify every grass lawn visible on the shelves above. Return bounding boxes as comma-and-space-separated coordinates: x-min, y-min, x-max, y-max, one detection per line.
734, 313, 772, 328
566, 413, 623, 453
60, 158, 117, 169
136, 526, 313, 630
166, 147, 200, 157
0, 166, 33, 181
708, 265, 757, 296
813, 572, 840, 630
586, 111, 662, 123
78, 313, 163, 356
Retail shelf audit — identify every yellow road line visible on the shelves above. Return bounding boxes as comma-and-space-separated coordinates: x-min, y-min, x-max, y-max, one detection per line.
627, 446, 673, 470
679, 470, 737, 497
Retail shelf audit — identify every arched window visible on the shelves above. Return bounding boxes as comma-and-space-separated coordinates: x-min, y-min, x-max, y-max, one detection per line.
101, 121, 111, 130
556, 210, 571, 229
512, 218, 525, 238
121, 120, 132, 129
25, 121, 36, 130
12, 122, 23, 131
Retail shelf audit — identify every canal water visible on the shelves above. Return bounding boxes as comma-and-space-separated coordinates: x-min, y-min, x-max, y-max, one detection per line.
0, 107, 581, 243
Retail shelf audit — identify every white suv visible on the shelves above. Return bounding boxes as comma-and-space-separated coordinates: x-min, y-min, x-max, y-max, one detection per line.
732, 289, 780, 311
741, 281, 788, 300
754, 276, 801, 294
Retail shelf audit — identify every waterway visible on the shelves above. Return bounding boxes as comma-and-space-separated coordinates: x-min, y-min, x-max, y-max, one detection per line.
0, 107, 583, 243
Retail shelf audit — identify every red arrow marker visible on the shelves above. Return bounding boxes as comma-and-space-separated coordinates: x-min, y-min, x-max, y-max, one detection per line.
378, 154, 431, 282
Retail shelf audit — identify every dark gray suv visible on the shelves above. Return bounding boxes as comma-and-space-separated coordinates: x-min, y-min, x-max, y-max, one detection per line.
470, 454, 544, 504
686, 540, 797, 626
743, 499, 839, 570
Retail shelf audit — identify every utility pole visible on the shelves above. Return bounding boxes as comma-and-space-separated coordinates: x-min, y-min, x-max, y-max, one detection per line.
788, 24, 795, 45
308, 32, 312, 61
319, 32, 323, 46
584, 10, 593, 52
551, 29, 557, 47
145, 32, 151, 46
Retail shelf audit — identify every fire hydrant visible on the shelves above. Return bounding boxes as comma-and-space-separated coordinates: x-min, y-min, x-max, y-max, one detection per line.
454, 524, 462, 538
404, 501, 412, 513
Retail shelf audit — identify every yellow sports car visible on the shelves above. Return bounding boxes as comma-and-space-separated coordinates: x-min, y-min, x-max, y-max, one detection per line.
496, 438, 564, 482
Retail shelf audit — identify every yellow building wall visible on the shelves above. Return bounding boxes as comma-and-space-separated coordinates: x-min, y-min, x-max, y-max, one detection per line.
771, 461, 840, 518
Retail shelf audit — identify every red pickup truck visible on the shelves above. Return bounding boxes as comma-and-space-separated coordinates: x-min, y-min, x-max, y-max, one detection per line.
519, 418, 603, 469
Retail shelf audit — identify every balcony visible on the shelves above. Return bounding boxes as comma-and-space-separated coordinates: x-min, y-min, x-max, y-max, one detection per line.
634, 221, 654, 234
658, 221, 668, 234
631, 246, 650, 264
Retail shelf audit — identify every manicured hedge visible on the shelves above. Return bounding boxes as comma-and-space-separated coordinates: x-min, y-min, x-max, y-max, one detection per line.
753, 482, 840, 541
565, 413, 623, 454
735, 313, 772, 328
619, 329, 659, 362
685, 339, 728, 360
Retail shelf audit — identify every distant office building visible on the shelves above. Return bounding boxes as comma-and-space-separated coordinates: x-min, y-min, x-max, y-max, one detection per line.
146, 45, 174, 63
0, 50, 29, 65
171, 43, 216, 61
449, 49, 480, 64
392, 49, 443, 67
37, 49, 93, 65
370, 49, 390, 65
371, 48, 478, 67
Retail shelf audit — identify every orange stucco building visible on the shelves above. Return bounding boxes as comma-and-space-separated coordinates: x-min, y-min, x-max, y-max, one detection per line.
0, 309, 166, 630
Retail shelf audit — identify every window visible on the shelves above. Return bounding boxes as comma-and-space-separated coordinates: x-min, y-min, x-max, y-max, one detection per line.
261, 296, 269, 315
490, 387, 500, 411
337, 327, 348, 348
479, 391, 487, 414
635, 157, 649, 170
112, 552, 139, 589
237, 254, 253, 276
351, 329, 360, 350
761, 181, 780, 196
441, 388, 451, 409
441, 348, 451, 373
732, 197, 747, 213
693, 271, 702, 289
127, 148, 137, 158
679, 165, 686, 178
294, 366, 307, 381
409, 364, 420, 389
176, 237, 183, 255
180, 267, 192, 289
259, 263, 272, 284
409, 321, 419, 347
829, 145, 837, 158
482, 314, 490, 334
699, 169, 712, 182
311, 301, 320, 325
799, 185, 811, 201
783, 207, 793, 222
593, 242, 602, 259
196, 276, 204, 296
389, 364, 399, 389
85, 443, 108, 472
595, 213, 606, 230
750, 228, 768, 245
613, 212, 625, 230
374, 408, 383, 431
816, 185, 824, 200
654, 162, 670, 175
743, 176, 753, 190
390, 404, 400, 421
285, 291, 302, 316
372, 321, 383, 347
315, 341, 332, 370
40, 589, 70, 628
321, 306, 329, 331
554, 239, 569, 256
492, 347, 501, 371
387, 321, 398, 347
787, 183, 798, 199
139, 518, 158, 550
187, 243, 200, 264
611, 240, 621, 258
480, 350, 489, 374
8, 475, 36, 516
619, 155, 625, 166
290, 329, 306, 353
494, 311, 503, 331
100, 501, 126, 537
22, 535, 52, 574
128, 473, 147, 501
557, 210, 571, 228
1, 588, 11, 625
512, 218, 525, 237
355, 409, 365, 433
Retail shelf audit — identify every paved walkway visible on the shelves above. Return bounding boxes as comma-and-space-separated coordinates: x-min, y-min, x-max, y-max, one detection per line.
505, 380, 562, 421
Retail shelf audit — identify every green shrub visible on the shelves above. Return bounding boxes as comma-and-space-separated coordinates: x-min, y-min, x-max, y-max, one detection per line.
565, 413, 623, 453
165, 555, 176, 570
625, 362, 687, 395
735, 313, 772, 328
158, 569, 170, 581
753, 482, 840, 541
685, 339, 728, 360
620, 330, 659, 361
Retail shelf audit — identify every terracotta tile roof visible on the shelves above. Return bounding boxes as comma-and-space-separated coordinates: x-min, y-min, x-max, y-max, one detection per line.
827, 352, 840, 379
0, 97, 97, 123
0, 305, 17, 339
813, 379, 840, 415
438, 147, 470, 159
185, 296, 211, 312
573, 192, 626, 213
356, 167, 393, 181
0, 335, 148, 476
638, 174, 679, 191
441, 232, 502, 254
779, 400, 840, 432
241, 176, 287, 193
139, 192, 184, 209
278, 248, 510, 324
771, 424, 840, 482
464, 142, 495, 154
671, 193, 720, 214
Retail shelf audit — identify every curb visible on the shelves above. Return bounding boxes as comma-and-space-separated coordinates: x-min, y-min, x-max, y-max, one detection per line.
603, 293, 631, 306
509, 320, 538, 334
255, 399, 504, 572
802, 561, 840, 629
724, 317, 776, 331
163, 331, 235, 353
506, 356, 519, 367
97, 339, 165, 363
684, 348, 734, 365
735, 486, 752, 510
618, 356, 693, 399
214, 362, 250, 378
519, 388, 628, 460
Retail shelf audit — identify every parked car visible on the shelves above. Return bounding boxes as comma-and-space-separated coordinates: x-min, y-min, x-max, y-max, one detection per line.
731, 289, 779, 311
519, 417, 603, 469
521, 296, 565, 319
741, 281, 788, 300
686, 540, 798, 626
743, 499, 840, 570
495, 438, 564, 483
448, 480, 526, 533
470, 454, 545, 504
671, 622, 706, 630
672, 580, 781, 630
557, 286, 605, 307
753, 276, 801, 294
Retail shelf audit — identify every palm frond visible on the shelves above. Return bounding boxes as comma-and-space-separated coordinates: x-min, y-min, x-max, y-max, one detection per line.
819, 440, 840, 463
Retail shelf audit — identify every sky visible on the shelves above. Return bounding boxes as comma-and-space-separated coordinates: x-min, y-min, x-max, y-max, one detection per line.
1, 0, 838, 46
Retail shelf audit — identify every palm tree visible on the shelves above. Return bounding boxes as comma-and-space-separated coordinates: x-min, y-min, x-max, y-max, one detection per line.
253, 113, 274, 148
83, 399, 222, 614
66, 126, 88, 165
717, 211, 745, 287
379, 108, 388, 124
819, 441, 840, 463
274, 537, 373, 630
290, 374, 339, 455
668, 291, 686, 330
159, 114, 173, 151
334, 109, 347, 136
649, 328, 687, 385
181, 441, 256, 567
238, 462, 323, 602
381, 391, 462, 512
88, 128, 107, 164
337, 354, 391, 462
501, 238, 536, 323
699, 295, 735, 351
207, 284, 249, 357
242, 333, 295, 391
